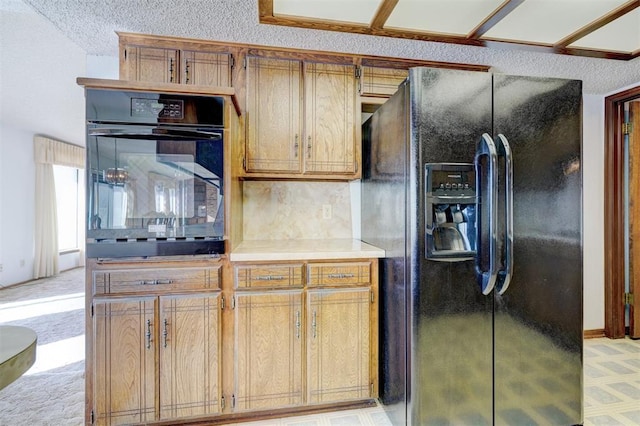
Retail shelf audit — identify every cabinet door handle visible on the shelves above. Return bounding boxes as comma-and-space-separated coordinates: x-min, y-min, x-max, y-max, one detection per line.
169, 58, 174, 83
307, 136, 312, 159
162, 319, 168, 348
294, 134, 299, 158
295, 311, 301, 339
146, 319, 153, 349
312, 310, 317, 339
185, 60, 190, 83
327, 273, 355, 279
255, 275, 284, 281
137, 279, 174, 285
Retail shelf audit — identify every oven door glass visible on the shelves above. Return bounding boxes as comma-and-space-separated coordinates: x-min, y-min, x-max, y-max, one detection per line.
87, 127, 224, 243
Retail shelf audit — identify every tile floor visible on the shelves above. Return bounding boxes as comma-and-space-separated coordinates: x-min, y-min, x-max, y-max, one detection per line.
583, 337, 640, 425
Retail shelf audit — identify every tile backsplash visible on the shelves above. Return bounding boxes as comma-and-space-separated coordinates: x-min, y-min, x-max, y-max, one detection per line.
243, 181, 353, 240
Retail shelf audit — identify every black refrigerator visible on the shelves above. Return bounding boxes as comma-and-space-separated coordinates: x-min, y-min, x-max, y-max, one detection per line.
362, 67, 583, 425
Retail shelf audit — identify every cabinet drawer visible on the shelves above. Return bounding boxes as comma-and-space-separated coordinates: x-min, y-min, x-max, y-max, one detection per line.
235, 264, 304, 289
307, 262, 371, 287
94, 266, 221, 294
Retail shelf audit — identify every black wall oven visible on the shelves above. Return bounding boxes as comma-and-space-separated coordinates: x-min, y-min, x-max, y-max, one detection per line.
85, 89, 225, 258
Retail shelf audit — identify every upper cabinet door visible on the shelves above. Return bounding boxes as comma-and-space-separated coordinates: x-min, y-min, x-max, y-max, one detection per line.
125, 46, 180, 83
246, 56, 303, 174
181, 51, 232, 86
303, 62, 358, 175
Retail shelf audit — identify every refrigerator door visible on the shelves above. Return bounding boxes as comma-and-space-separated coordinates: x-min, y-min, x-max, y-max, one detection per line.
410, 68, 494, 425
492, 75, 583, 425
362, 82, 410, 425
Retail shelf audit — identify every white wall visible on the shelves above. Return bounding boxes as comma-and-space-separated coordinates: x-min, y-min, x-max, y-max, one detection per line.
0, 2, 86, 287
582, 95, 605, 330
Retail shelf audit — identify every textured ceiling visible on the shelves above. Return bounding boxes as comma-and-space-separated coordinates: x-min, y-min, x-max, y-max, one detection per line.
12, 0, 640, 94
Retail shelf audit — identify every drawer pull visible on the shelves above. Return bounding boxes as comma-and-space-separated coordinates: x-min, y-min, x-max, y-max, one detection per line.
312, 310, 317, 339
146, 319, 153, 349
162, 319, 168, 348
327, 273, 355, 279
137, 279, 174, 285
295, 311, 301, 339
255, 275, 284, 281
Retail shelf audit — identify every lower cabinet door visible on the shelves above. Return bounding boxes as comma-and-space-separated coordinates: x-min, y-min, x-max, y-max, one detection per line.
307, 288, 372, 404
93, 297, 157, 425
159, 293, 222, 420
234, 291, 303, 411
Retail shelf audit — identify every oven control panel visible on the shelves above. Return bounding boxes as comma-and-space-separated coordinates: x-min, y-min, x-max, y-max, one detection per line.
131, 97, 184, 119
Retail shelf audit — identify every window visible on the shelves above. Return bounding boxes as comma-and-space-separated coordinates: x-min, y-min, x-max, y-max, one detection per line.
53, 165, 81, 252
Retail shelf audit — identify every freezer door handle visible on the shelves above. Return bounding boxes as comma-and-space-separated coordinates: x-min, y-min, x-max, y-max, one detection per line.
475, 133, 499, 295
495, 134, 514, 295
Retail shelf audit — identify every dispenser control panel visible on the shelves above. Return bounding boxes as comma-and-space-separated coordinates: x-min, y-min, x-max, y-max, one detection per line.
429, 168, 476, 197
425, 163, 477, 262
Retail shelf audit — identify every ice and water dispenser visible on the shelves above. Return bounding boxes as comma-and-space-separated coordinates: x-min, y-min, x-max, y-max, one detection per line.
425, 163, 477, 261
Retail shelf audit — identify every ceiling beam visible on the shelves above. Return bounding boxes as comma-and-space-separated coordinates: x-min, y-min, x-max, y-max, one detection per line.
555, 0, 640, 48
370, 0, 398, 30
467, 0, 525, 39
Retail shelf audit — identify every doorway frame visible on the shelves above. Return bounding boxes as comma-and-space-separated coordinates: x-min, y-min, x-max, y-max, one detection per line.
604, 85, 640, 338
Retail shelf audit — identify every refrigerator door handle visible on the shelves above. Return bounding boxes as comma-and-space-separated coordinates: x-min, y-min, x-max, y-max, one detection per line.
495, 134, 514, 295
475, 133, 499, 295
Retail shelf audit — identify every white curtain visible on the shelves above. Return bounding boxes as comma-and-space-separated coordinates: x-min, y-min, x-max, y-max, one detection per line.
33, 136, 85, 279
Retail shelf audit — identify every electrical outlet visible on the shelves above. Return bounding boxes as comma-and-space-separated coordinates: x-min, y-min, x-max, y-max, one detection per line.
0, 264, 3, 272
20, 259, 25, 267
322, 204, 332, 219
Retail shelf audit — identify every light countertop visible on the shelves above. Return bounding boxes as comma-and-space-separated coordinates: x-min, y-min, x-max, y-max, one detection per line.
230, 239, 385, 262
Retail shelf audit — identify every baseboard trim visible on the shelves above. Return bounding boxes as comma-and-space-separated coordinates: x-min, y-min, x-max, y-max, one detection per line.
584, 329, 606, 339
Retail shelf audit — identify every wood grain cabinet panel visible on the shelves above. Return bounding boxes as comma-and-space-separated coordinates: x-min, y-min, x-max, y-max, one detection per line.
122, 44, 232, 87
360, 66, 408, 97
159, 294, 221, 420
234, 291, 303, 411
91, 281, 222, 424
234, 263, 304, 289
124, 46, 180, 83
93, 266, 221, 295
303, 62, 358, 175
307, 288, 372, 404
181, 51, 232, 86
245, 56, 303, 173
244, 57, 359, 179
307, 262, 371, 287
93, 297, 157, 425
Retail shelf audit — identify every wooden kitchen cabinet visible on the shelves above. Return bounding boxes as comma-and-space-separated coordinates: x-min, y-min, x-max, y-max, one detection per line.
306, 261, 375, 404
307, 288, 372, 404
231, 259, 378, 411
92, 293, 222, 425
245, 56, 359, 179
234, 291, 303, 411
360, 65, 408, 98
93, 297, 156, 425
122, 44, 232, 86
159, 293, 222, 420
88, 259, 224, 426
